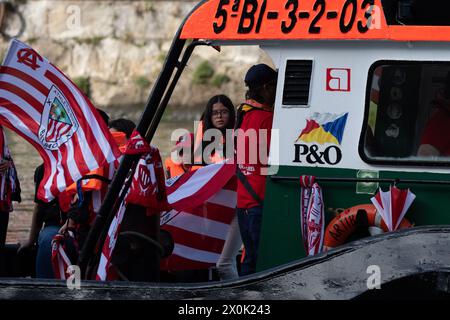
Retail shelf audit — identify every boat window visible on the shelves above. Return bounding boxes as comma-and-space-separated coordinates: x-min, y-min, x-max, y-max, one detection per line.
360, 61, 450, 166
282, 60, 313, 108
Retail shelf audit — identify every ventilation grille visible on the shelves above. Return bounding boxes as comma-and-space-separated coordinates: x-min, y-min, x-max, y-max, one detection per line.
282, 60, 313, 106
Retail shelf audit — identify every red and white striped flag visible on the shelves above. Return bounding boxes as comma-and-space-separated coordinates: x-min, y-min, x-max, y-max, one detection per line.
96, 200, 126, 281
0, 39, 121, 202
51, 233, 73, 280
96, 145, 167, 281
96, 160, 237, 279
300, 176, 325, 256
161, 160, 236, 271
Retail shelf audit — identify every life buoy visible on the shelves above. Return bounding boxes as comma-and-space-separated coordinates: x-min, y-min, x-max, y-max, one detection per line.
323, 204, 412, 251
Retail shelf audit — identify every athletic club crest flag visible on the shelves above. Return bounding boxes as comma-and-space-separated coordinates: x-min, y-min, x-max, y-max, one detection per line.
0, 39, 121, 202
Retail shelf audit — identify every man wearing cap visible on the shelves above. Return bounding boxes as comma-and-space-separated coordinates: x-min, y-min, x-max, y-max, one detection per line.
235, 63, 277, 276
418, 72, 450, 157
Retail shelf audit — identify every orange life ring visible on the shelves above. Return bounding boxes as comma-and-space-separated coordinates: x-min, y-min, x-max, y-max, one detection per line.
323, 204, 412, 251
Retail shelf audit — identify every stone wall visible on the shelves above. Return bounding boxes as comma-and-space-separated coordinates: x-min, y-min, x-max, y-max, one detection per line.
0, 0, 268, 118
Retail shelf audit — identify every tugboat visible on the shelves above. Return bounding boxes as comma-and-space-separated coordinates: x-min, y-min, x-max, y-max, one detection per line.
2, 0, 450, 299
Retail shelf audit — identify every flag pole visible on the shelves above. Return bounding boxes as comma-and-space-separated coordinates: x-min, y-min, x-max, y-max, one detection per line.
77, 34, 187, 277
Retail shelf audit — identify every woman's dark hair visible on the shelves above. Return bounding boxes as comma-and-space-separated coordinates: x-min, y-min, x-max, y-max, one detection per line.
200, 95, 235, 163
108, 118, 136, 139
203, 94, 235, 133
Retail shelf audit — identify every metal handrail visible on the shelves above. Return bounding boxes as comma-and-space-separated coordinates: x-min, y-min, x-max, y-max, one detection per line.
270, 176, 450, 186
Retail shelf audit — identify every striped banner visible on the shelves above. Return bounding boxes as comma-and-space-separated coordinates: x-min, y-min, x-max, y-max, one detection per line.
96, 200, 126, 281
161, 161, 236, 271
51, 233, 73, 280
300, 176, 324, 256
167, 160, 236, 211
94, 161, 237, 279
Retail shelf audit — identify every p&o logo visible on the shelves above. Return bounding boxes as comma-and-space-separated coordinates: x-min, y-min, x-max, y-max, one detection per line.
294, 112, 348, 166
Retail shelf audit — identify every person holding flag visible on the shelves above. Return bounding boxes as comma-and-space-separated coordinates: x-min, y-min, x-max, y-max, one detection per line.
18, 162, 71, 278
96, 127, 169, 282
0, 39, 121, 278
19, 109, 113, 279
56, 109, 114, 255
51, 116, 136, 280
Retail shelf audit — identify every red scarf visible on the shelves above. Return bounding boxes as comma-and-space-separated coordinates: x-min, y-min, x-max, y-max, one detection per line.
125, 146, 169, 215
300, 176, 325, 256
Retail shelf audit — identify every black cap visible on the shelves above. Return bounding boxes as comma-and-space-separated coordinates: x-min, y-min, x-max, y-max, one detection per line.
244, 64, 277, 88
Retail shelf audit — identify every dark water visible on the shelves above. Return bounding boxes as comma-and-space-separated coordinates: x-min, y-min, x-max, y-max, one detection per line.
6, 105, 199, 243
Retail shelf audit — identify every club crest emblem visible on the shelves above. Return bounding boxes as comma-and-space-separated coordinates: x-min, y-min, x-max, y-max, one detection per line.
39, 85, 79, 150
